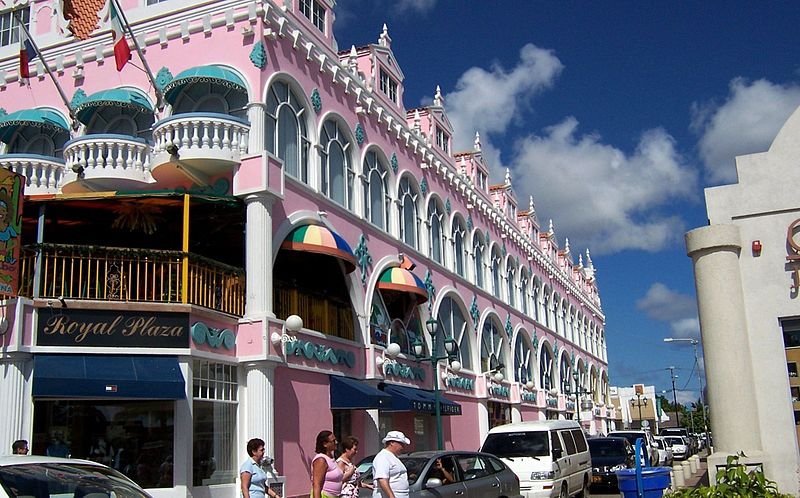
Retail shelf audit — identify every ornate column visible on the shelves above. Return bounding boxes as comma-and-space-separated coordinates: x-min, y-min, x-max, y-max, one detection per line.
686, 225, 762, 452
0, 356, 31, 455
244, 363, 276, 458
244, 193, 274, 319
246, 103, 267, 155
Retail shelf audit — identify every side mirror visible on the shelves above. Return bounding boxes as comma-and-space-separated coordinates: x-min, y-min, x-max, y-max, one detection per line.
552, 448, 563, 459
425, 478, 443, 488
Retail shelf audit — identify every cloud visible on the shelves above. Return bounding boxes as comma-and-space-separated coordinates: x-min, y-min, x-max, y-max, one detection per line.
510, 119, 699, 254
691, 77, 800, 185
636, 283, 700, 339
393, 0, 437, 13
445, 43, 564, 153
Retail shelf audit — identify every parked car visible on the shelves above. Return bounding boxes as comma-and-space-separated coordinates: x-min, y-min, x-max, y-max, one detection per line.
607, 430, 659, 467
481, 420, 591, 498
0, 455, 151, 498
653, 436, 674, 467
664, 435, 689, 460
360, 450, 522, 498
587, 437, 636, 494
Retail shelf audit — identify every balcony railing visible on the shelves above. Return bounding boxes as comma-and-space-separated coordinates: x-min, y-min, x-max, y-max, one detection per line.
274, 286, 354, 341
152, 112, 249, 160
19, 243, 244, 317
62, 134, 152, 188
0, 153, 65, 195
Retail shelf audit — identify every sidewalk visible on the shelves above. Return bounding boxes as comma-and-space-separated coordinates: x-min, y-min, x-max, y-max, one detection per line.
674, 451, 709, 490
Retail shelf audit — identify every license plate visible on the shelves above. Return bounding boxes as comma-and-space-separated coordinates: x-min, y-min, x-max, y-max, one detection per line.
592, 476, 603, 483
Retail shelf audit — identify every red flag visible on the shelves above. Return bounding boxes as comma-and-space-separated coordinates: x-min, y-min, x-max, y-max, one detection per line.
110, 1, 131, 71
18, 24, 37, 79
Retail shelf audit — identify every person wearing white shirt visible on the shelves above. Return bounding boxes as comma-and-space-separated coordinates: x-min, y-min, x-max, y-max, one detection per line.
372, 431, 410, 498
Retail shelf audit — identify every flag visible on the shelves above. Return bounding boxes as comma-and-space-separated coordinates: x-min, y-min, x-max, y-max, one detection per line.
110, 1, 131, 71
18, 24, 37, 79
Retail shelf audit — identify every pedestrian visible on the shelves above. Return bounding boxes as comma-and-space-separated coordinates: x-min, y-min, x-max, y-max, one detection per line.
240, 438, 281, 498
372, 431, 410, 498
11, 440, 28, 455
311, 430, 352, 498
337, 436, 369, 498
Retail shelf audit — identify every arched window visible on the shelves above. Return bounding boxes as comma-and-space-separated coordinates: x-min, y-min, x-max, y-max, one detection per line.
398, 177, 419, 249
428, 200, 445, 264
491, 249, 502, 299
362, 150, 389, 229
543, 290, 551, 329
560, 355, 572, 393
266, 81, 309, 182
319, 119, 353, 209
480, 318, 506, 373
473, 235, 485, 288
506, 261, 516, 308
539, 347, 553, 391
436, 296, 472, 370
519, 270, 529, 315
532, 280, 540, 322
369, 287, 423, 355
513, 333, 533, 386
452, 218, 466, 277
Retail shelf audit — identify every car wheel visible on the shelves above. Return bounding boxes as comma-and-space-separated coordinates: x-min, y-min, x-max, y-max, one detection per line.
559, 483, 569, 498
576, 476, 590, 498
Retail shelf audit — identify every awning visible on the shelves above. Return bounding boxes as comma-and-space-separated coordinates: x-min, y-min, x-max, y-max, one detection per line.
0, 108, 70, 143
377, 267, 428, 304
330, 376, 392, 410
280, 224, 356, 273
381, 383, 462, 416
164, 65, 247, 104
33, 355, 185, 399
75, 88, 154, 124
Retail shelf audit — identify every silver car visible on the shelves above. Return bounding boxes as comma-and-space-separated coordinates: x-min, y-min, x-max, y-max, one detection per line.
361, 450, 523, 498
0, 455, 151, 498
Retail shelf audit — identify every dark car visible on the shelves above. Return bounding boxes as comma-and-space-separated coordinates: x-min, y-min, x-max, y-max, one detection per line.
588, 437, 636, 493
360, 450, 522, 498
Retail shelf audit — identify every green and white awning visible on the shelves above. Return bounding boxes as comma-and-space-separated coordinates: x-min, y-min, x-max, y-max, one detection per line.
0, 108, 70, 143
163, 65, 247, 104
75, 88, 154, 124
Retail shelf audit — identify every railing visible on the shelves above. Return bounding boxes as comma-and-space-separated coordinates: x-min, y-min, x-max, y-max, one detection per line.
274, 286, 354, 341
151, 113, 249, 158
0, 153, 65, 194
63, 134, 151, 179
19, 244, 244, 316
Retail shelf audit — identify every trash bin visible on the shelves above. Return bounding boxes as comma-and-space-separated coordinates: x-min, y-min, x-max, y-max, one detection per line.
616, 467, 672, 498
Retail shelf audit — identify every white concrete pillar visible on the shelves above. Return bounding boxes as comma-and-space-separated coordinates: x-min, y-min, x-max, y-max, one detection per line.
689, 455, 697, 474
244, 193, 275, 319
0, 356, 31, 454
244, 363, 276, 459
363, 409, 381, 455
686, 225, 761, 452
681, 460, 692, 481
671, 466, 683, 488
246, 103, 267, 154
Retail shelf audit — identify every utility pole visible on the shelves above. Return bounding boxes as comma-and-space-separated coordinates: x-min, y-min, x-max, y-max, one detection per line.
669, 366, 680, 427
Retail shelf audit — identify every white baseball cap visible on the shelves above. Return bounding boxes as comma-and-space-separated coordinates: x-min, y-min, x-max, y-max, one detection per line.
382, 430, 410, 445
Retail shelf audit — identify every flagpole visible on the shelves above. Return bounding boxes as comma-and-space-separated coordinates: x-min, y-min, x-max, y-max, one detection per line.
14, 12, 79, 129
110, 0, 165, 110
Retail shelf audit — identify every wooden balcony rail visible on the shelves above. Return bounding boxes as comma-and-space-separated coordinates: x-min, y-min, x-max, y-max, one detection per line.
274, 286, 354, 341
19, 244, 244, 317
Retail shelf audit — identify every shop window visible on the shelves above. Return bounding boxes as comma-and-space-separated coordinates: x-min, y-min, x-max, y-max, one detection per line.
193, 360, 238, 486
789, 362, 798, 378
369, 287, 423, 354
33, 400, 174, 489
795, 411, 800, 426
488, 401, 511, 429
332, 410, 352, 452
782, 318, 800, 348
792, 386, 800, 403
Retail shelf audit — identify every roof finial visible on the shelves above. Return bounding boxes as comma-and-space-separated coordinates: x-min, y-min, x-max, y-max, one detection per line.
474, 131, 481, 151
578, 254, 584, 268
586, 249, 594, 269
433, 85, 443, 107
528, 195, 535, 213
564, 238, 570, 254
548, 219, 554, 235
413, 109, 421, 132
349, 45, 358, 74
505, 168, 511, 185
379, 23, 391, 47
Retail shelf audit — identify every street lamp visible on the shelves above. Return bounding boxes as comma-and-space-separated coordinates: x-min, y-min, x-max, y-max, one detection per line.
413, 318, 460, 450
664, 337, 709, 443
566, 371, 593, 426
630, 394, 648, 429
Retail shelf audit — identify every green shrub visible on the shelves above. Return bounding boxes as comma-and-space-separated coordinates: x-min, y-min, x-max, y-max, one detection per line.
669, 453, 792, 498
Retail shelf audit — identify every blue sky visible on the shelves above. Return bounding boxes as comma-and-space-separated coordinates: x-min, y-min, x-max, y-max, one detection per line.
333, 1, 800, 404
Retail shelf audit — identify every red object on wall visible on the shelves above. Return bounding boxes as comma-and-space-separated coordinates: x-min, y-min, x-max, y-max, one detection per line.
752, 240, 762, 255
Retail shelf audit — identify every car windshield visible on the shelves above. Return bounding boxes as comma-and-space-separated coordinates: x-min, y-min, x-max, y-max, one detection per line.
481, 432, 549, 457
396, 457, 429, 486
609, 433, 646, 446
666, 437, 685, 446
588, 440, 627, 458
0, 462, 149, 498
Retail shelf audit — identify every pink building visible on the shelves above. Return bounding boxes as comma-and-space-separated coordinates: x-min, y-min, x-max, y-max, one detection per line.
0, 1, 610, 497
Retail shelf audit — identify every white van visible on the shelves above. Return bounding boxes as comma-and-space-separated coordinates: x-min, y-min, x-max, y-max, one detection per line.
480, 420, 591, 498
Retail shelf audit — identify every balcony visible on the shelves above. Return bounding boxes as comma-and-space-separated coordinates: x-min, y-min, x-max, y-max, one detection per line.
60, 134, 153, 193
150, 112, 249, 183
0, 154, 65, 195
19, 243, 245, 317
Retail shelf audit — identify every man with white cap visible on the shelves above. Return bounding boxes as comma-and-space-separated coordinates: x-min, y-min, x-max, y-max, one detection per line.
372, 430, 410, 498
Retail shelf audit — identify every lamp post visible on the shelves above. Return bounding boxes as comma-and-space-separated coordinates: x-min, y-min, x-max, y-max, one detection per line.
630, 393, 648, 429
668, 366, 680, 427
567, 371, 593, 427
664, 338, 709, 440
413, 318, 460, 450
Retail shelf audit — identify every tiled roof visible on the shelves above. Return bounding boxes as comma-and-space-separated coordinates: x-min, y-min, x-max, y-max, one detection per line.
64, 0, 106, 41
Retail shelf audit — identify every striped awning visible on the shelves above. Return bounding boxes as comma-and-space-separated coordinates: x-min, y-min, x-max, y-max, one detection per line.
75, 88, 154, 124
377, 267, 428, 304
163, 65, 247, 104
0, 108, 70, 143
280, 224, 356, 273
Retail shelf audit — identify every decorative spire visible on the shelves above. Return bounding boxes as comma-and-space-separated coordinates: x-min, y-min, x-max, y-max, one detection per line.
586, 249, 594, 269
378, 23, 391, 48
528, 195, 535, 213
413, 109, 421, 132
564, 238, 570, 255
348, 45, 358, 74
548, 219, 554, 235
474, 131, 481, 151
504, 168, 511, 185
578, 254, 584, 268
459, 155, 467, 175
433, 85, 443, 107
